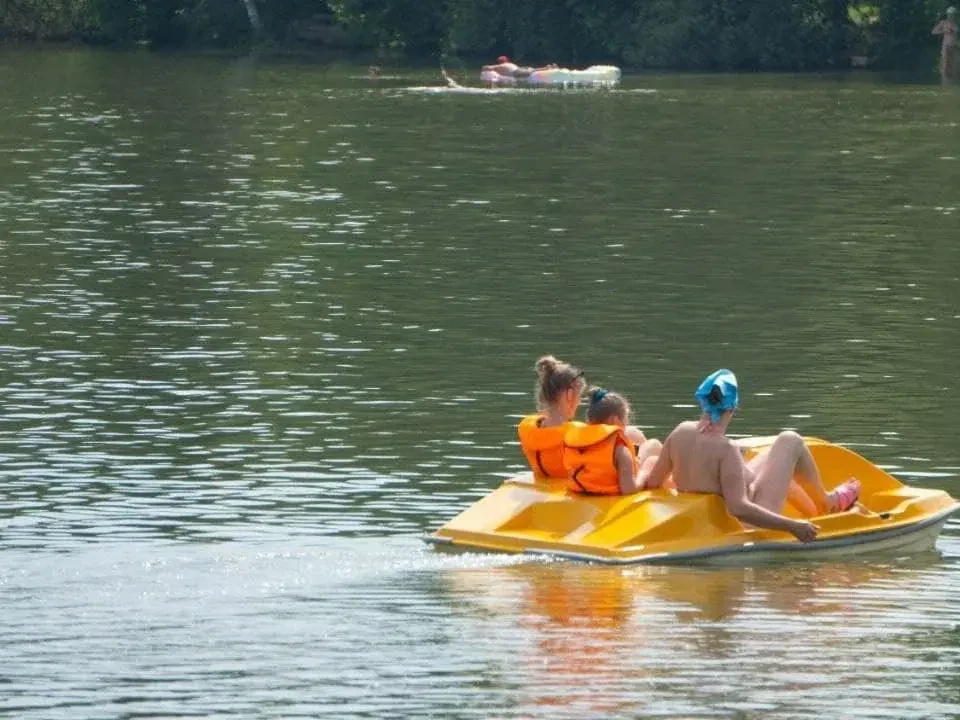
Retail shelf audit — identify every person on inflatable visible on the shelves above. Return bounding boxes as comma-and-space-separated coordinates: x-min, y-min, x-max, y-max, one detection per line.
517, 355, 587, 480
562, 387, 663, 495
482, 55, 557, 79
638, 369, 860, 542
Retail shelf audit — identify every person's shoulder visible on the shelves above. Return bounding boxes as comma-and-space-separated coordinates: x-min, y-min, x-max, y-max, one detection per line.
695, 430, 736, 457
664, 421, 699, 452
669, 420, 699, 436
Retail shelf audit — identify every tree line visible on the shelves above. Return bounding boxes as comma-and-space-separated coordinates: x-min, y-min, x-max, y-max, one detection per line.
0, 0, 948, 71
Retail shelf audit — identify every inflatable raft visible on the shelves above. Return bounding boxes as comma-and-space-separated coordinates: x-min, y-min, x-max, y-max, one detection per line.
481, 65, 622, 88
427, 437, 959, 565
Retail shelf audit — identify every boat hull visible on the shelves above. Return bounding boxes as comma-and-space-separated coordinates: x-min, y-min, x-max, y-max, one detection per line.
427, 437, 960, 566
426, 511, 954, 566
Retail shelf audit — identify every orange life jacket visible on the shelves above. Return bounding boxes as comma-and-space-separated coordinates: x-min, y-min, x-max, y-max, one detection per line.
562, 423, 638, 495
518, 414, 580, 480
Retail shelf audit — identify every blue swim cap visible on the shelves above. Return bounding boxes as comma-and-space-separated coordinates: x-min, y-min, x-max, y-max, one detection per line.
695, 369, 739, 423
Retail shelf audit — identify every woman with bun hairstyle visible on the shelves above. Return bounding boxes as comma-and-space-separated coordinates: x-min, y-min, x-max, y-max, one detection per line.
517, 355, 587, 480
562, 387, 663, 495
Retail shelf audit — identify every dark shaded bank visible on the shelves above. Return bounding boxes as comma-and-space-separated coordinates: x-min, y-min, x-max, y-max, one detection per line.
0, 0, 951, 72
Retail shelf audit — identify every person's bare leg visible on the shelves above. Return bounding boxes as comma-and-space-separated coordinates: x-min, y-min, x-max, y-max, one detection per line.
748, 443, 824, 516
786, 434, 834, 513
637, 438, 662, 467
745, 448, 768, 475
787, 482, 819, 517
636, 450, 674, 489
639, 454, 657, 476
749, 431, 832, 513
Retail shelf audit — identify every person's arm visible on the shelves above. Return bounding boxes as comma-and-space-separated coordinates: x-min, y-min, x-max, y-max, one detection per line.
718, 445, 818, 542
615, 445, 639, 494
625, 425, 646, 445
637, 432, 673, 490
933, 20, 946, 35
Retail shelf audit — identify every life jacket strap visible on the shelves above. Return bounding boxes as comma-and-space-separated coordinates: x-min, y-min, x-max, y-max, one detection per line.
570, 464, 589, 493
534, 450, 551, 478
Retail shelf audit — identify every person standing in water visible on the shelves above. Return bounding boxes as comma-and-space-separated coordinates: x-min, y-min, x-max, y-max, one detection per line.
639, 369, 860, 542
933, 7, 958, 83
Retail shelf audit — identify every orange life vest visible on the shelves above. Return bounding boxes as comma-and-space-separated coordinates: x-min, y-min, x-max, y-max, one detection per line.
518, 414, 580, 480
562, 423, 638, 495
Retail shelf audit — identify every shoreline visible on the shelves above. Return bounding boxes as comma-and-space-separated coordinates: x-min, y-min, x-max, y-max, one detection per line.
0, 39, 949, 81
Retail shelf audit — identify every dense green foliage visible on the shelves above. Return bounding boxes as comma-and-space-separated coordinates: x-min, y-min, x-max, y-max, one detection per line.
0, 0, 950, 70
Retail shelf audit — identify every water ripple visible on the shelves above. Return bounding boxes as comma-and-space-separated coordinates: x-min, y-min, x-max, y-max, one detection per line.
1, 53, 959, 719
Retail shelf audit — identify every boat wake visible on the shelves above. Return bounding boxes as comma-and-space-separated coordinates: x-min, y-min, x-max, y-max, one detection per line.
404, 86, 528, 95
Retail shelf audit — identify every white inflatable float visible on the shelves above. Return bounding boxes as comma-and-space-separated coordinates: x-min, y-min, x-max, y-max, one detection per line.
480, 64, 621, 88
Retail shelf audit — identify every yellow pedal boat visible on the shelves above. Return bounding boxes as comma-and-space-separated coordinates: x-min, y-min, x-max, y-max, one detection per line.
427, 437, 960, 565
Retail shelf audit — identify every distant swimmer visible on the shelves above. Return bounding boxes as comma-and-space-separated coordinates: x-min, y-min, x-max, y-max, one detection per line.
366, 65, 382, 80
932, 7, 957, 83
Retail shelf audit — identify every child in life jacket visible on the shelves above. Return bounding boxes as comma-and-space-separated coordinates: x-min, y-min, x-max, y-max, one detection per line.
517, 355, 587, 480
563, 387, 663, 495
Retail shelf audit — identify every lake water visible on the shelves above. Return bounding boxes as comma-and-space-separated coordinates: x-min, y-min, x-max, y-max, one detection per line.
1, 48, 959, 718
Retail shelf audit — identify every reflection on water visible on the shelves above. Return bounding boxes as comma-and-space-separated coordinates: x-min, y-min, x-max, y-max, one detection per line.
0, 49, 959, 718
5, 535, 960, 719
444, 549, 960, 718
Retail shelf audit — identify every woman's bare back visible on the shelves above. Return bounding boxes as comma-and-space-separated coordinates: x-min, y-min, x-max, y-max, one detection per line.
664, 421, 741, 494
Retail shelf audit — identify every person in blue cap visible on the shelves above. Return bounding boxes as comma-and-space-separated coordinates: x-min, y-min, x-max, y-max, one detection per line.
638, 369, 860, 542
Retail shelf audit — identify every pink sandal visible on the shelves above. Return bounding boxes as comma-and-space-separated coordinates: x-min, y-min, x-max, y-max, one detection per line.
828, 478, 861, 512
